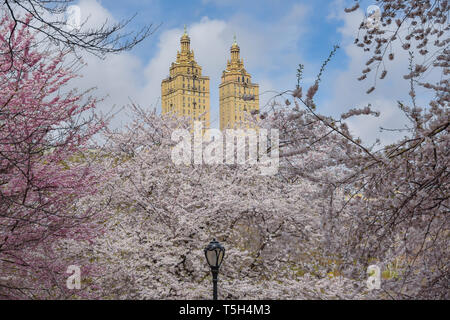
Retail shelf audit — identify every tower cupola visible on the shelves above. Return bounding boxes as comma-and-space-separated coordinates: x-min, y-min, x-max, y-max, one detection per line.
180, 25, 190, 53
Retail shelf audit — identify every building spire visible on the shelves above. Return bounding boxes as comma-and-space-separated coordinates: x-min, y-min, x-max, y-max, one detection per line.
180, 24, 190, 53
230, 34, 240, 62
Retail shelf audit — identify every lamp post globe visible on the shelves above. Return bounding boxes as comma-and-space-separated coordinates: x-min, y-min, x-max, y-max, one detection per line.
204, 239, 225, 300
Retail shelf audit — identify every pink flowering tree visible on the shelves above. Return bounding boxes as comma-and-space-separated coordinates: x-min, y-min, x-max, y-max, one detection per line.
0, 13, 105, 299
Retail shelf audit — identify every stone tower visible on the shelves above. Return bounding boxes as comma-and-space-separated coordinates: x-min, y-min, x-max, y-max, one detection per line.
161, 26, 210, 129
219, 36, 259, 131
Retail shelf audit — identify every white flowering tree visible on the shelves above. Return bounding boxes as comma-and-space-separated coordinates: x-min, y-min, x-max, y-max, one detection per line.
268, 0, 449, 299
66, 104, 366, 299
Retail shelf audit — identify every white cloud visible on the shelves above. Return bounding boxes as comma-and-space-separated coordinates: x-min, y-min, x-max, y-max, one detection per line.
77, 0, 116, 29
66, 0, 146, 129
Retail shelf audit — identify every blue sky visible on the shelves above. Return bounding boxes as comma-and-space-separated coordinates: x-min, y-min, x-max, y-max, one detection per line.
103, 0, 344, 62
69, 0, 422, 146
101, 0, 349, 88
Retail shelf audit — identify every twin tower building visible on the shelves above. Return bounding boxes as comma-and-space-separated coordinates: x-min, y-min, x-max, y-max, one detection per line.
161, 27, 259, 131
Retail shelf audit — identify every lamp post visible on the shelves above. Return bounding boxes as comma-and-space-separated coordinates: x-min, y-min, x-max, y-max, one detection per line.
204, 239, 225, 300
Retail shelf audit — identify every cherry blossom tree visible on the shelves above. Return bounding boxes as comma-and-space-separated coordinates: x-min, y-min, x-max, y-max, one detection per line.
66, 1, 447, 299
268, 0, 449, 299
0, 12, 106, 299
68, 104, 366, 299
